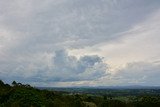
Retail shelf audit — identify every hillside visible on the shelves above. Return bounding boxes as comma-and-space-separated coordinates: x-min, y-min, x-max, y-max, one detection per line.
1, 80, 160, 107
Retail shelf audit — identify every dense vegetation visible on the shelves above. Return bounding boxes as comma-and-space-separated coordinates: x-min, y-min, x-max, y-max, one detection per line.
1, 80, 160, 107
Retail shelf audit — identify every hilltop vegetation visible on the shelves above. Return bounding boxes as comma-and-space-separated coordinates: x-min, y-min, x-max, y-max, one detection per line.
0, 80, 160, 107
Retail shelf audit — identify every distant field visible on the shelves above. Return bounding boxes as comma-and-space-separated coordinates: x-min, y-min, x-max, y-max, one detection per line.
38, 87, 160, 96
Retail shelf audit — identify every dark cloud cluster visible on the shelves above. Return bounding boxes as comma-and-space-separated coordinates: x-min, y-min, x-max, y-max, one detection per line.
51, 50, 107, 81
0, 50, 107, 83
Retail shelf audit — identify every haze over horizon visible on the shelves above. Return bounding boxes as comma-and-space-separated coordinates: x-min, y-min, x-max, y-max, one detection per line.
0, 0, 160, 87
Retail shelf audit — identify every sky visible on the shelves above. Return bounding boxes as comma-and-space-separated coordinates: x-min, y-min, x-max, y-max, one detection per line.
0, 0, 160, 87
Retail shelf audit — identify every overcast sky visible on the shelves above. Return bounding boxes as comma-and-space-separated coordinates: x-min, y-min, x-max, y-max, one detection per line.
0, 0, 160, 87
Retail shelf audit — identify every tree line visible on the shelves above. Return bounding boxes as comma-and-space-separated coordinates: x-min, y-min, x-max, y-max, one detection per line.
0, 80, 160, 107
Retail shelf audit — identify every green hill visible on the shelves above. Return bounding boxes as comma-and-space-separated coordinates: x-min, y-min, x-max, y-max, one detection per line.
0, 80, 160, 107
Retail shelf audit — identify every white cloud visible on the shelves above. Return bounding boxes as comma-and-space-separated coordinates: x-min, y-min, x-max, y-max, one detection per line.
69, 8, 160, 73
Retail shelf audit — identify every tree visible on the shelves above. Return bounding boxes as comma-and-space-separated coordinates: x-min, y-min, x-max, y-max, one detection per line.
12, 81, 17, 86
0, 80, 5, 86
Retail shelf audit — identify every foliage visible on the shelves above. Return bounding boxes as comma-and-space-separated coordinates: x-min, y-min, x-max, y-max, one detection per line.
0, 80, 160, 107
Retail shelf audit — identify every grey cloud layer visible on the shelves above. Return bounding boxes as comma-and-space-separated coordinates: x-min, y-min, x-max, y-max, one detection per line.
0, 0, 159, 51
112, 62, 160, 85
